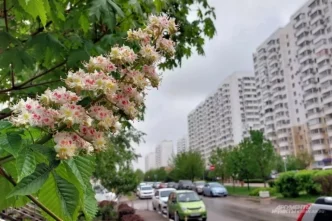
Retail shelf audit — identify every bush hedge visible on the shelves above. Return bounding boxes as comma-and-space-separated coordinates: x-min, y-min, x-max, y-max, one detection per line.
294, 170, 319, 195
249, 187, 276, 197
275, 171, 299, 197
313, 170, 332, 195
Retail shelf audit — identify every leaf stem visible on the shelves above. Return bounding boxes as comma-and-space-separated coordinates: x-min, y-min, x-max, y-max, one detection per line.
0, 167, 63, 221
3, 0, 9, 32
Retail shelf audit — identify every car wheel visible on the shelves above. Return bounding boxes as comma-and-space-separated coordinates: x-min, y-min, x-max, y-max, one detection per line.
224, 194, 228, 197
202, 218, 207, 221
167, 210, 171, 219
210, 191, 213, 197
152, 203, 156, 210
158, 205, 162, 214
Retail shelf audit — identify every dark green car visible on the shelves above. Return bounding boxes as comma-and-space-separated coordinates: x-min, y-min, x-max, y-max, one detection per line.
167, 190, 207, 221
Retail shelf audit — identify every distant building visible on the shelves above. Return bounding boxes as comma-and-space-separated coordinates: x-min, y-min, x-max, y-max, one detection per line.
177, 136, 189, 154
155, 140, 174, 168
144, 152, 156, 172
187, 72, 260, 162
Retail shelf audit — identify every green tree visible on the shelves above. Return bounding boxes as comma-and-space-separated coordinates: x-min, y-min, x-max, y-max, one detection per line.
0, 0, 216, 220
296, 150, 313, 169
144, 167, 168, 182
248, 130, 276, 187
209, 147, 229, 183
135, 169, 144, 182
170, 151, 205, 181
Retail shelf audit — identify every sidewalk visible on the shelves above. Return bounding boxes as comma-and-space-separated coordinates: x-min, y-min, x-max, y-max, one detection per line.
223, 182, 266, 187
136, 210, 166, 221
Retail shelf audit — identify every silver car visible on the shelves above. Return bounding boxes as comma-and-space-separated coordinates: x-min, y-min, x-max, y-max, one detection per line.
194, 181, 206, 194
298, 197, 332, 221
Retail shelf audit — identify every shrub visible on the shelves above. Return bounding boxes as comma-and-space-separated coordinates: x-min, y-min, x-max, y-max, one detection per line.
267, 180, 275, 188
95, 200, 118, 221
275, 171, 299, 197
313, 170, 332, 195
121, 214, 144, 221
244, 179, 264, 183
295, 170, 319, 195
249, 187, 276, 197
118, 203, 135, 219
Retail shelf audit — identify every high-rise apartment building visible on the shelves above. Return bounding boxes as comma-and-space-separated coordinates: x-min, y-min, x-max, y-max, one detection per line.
253, 0, 332, 167
155, 140, 174, 168
188, 72, 260, 162
177, 136, 189, 154
144, 152, 156, 172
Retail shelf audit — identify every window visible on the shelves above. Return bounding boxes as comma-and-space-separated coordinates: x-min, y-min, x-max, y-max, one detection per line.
291, 75, 294, 79
314, 209, 332, 221
297, 118, 300, 123
292, 83, 295, 88
287, 42, 290, 47
288, 50, 291, 55
291, 67, 293, 71
155, 191, 159, 197
328, 26, 332, 33
295, 100, 298, 105
286, 34, 289, 39
296, 109, 299, 113
294, 92, 297, 96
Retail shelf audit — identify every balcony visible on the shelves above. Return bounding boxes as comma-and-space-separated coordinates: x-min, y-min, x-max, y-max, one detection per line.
298, 45, 311, 54
269, 66, 279, 74
294, 19, 305, 29
280, 150, 291, 157
316, 54, 330, 64
311, 132, 325, 141
299, 54, 312, 64
279, 140, 289, 148
324, 105, 332, 115
297, 36, 311, 46
266, 127, 275, 134
304, 91, 318, 101
326, 117, 332, 126
322, 85, 332, 94
311, 13, 324, 25
323, 95, 332, 105
306, 100, 319, 109
302, 63, 314, 72
268, 51, 278, 59
302, 72, 315, 82
312, 143, 326, 151
308, 122, 323, 130
271, 74, 282, 82
318, 63, 331, 75
313, 35, 325, 45
308, 111, 322, 121
312, 23, 326, 36
314, 154, 327, 162
277, 131, 288, 139
320, 73, 332, 84
267, 43, 277, 52
268, 59, 279, 67
303, 83, 316, 91
265, 111, 273, 118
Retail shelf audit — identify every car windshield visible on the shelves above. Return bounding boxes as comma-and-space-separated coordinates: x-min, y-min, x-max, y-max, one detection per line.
160, 190, 173, 197
181, 181, 192, 184
141, 186, 152, 190
177, 192, 200, 202
209, 183, 223, 188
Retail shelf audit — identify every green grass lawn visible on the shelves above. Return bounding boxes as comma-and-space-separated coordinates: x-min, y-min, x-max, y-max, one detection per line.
276, 194, 318, 203
225, 185, 258, 196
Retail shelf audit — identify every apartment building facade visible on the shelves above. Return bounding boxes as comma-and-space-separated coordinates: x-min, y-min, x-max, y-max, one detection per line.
155, 140, 174, 168
176, 136, 189, 154
145, 152, 156, 172
253, 0, 332, 166
188, 72, 260, 162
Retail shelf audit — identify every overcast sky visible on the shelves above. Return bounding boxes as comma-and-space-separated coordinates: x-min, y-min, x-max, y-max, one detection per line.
132, 0, 308, 171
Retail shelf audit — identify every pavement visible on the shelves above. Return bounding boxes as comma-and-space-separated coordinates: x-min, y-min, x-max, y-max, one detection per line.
128, 195, 303, 221
223, 182, 266, 187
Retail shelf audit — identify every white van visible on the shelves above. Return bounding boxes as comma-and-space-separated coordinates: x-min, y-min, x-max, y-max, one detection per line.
323, 166, 332, 170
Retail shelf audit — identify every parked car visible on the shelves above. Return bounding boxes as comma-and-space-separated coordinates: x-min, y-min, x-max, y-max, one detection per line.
202, 182, 228, 197
152, 188, 176, 213
167, 182, 176, 188
193, 181, 206, 195
152, 182, 161, 189
159, 183, 168, 189
146, 182, 154, 186
167, 190, 207, 221
178, 180, 194, 190
138, 185, 154, 199
173, 183, 179, 189
297, 196, 332, 221
93, 184, 117, 202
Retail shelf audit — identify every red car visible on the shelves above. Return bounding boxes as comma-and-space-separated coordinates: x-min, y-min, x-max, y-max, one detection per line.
158, 183, 168, 189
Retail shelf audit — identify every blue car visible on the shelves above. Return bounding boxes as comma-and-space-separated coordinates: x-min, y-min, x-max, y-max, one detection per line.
202, 182, 228, 197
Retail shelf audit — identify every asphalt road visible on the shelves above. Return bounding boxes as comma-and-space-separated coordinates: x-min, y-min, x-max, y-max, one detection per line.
130, 196, 267, 221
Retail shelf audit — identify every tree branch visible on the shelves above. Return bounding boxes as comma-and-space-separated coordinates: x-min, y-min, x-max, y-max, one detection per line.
0, 112, 11, 120
3, 0, 9, 32
0, 167, 63, 221
19, 80, 62, 90
30, 21, 53, 36
10, 65, 14, 88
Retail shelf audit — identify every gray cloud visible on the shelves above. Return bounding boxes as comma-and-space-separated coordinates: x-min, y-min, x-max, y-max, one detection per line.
133, 0, 308, 171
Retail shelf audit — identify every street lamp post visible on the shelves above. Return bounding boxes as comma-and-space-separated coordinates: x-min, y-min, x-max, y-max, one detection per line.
282, 156, 287, 172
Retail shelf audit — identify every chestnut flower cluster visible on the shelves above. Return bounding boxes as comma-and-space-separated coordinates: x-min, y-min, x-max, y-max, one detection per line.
10, 15, 177, 160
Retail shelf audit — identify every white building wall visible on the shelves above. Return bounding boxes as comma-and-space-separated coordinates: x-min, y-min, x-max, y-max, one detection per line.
177, 136, 189, 154
187, 72, 259, 163
145, 152, 156, 172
